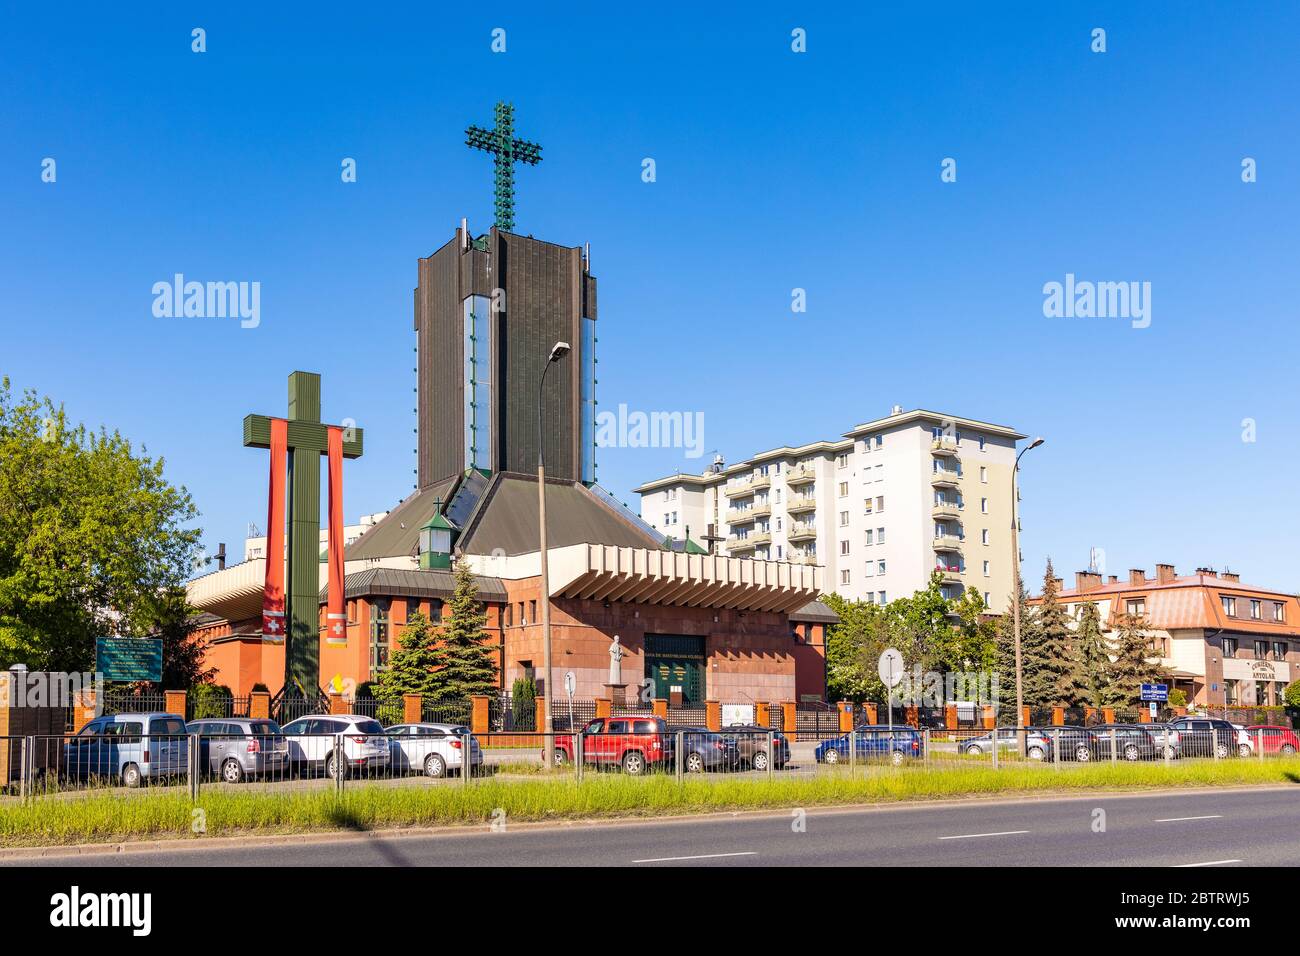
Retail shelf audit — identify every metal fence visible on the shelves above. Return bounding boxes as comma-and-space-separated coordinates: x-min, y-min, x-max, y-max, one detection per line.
4, 721, 1298, 801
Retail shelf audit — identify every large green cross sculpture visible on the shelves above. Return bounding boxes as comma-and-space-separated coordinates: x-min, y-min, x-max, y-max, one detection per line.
244, 372, 363, 694
465, 101, 543, 231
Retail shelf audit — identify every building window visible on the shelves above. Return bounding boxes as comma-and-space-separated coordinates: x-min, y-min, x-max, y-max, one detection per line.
979, 436, 986, 451
863, 499, 873, 514
369, 599, 391, 675
982, 560, 990, 577
839, 511, 849, 527
878, 591, 887, 604
838, 481, 848, 497
1224, 679, 1238, 705
840, 569, 851, 585
981, 529, 989, 545
877, 559, 886, 575
876, 495, 885, 512
462, 295, 493, 471
864, 562, 874, 577
1222, 596, 1237, 617
840, 540, 850, 555
979, 466, 987, 483
1126, 599, 1145, 617
877, 527, 885, 544
1250, 599, 1261, 620
1222, 637, 1238, 658
980, 497, 988, 514
864, 529, 873, 545
504, 603, 512, 627
983, 591, 990, 607
1274, 603, 1286, 623
837, 453, 848, 469
1273, 641, 1287, 660
1254, 640, 1268, 659
529, 600, 537, 622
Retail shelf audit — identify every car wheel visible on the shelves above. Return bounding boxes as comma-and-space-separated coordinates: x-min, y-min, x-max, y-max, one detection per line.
752, 750, 769, 772
553, 748, 569, 766
1027, 746, 1045, 761
966, 745, 982, 756
686, 752, 704, 773
622, 751, 646, 776
1214, 743, 1230, 759
890, 750, 905, 766
424, 754, 446, 778
1282, 744, 1296, 756
1123, 744, 1140, 762
326, 753, 347, 780
1075, 745, 1091, 762
221, 758, 244, 784
823, 748, 840, 765
121, 764, 141, 788
1238, 744, 1252, 758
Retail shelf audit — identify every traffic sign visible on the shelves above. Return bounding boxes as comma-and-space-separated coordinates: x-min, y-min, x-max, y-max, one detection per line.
878, 648, 904, 688
1140, 683, 1168, 702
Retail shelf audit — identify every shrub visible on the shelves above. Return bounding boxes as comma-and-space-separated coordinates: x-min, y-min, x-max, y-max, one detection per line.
190, 683, 233, 719
511, 676, 537, 731
1284, 680, 1300, 709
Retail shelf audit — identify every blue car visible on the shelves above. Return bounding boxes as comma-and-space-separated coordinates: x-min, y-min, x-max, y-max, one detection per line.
814, 725, 923, 766
63, 712, 190, 787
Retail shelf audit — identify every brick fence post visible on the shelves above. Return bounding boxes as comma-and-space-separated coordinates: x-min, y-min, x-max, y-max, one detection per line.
1103, 708, 1115, 723
74, 687, 97, 732
864, 703, 878, 724
403, 694, 422, 725
782, 701, 796, 735
470, 695, 490, 735
164, 689, 187, 717
329, 693, 347, 715
595, 697, 611, 719
982, 705, 996, 730
837, 700, 854, 732
945, 704, 957, 730
1021, 706, 1030, 727
652, 698, 668, 720
755, 701, 770, 727
249, 691, 270, 720
1051, 707, 1064, 726
706, 700, 721, 732
905, 705, 919, 728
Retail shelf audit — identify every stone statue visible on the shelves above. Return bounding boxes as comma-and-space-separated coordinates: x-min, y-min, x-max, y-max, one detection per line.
608, 634, 624, 686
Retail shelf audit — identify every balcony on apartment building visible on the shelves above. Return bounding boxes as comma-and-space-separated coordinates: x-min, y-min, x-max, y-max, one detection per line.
786, 463, 817, 485
787, 551, 819, 566
930, 468, 961, 489
933, 534, 964, 553
931, 499, 963, 520
727, 502, 771, 524
931, 437, 960, 458
728, 474, 772, 497
787, 495, 817, 514
726, 536, 756, 552
934, 563, 964, 584
788, 522, 817, 542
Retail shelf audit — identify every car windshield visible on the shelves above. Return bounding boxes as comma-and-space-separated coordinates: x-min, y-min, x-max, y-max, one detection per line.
249, 722, 280, 735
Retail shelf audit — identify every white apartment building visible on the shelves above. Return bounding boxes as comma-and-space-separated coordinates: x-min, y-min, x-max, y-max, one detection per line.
634, 407, 1026, 613
243, 511, 391, 563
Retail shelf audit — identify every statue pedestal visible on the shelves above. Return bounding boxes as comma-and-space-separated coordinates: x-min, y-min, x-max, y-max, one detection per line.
603, 683, 628, 707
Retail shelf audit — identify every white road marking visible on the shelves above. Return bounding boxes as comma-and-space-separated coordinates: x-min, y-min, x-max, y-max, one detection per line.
1174, 859, 1242, 868
632, 851, 757, 863
938, 829, 1030, 840
1155, 814, 1223, 823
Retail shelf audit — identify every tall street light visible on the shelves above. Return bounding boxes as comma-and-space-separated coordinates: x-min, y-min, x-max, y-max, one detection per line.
1012, 436, 1044, 729
538, 341, 570, 770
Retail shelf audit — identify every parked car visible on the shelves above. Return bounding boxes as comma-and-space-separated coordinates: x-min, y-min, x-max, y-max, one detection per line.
187, 718, 289, 783
280, 715, 391, 778
1244, 725, 1300, 756
386, 723, 483, 777
1028, 726, 1096, 762
63, 713, 189, 787
1088, 724, 1175, 761
958, 727, 1054, 758
1164, 717, 1244, 758
550, 717, 673, 775
814, 726, 922, 766
722, 725, 790, 770
673, 727, 738, 772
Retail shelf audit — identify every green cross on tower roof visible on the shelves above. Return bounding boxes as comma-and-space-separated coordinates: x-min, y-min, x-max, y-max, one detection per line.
465, 101, 543, 232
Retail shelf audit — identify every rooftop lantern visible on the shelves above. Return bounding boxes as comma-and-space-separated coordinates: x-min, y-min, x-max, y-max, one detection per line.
418, 498, 454, 570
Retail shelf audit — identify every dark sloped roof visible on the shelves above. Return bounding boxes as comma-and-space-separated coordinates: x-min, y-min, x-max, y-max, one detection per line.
320, 567, 507, 603
789, 599, 839, 624
342, 476, 459, 562
458, 472, 663, 556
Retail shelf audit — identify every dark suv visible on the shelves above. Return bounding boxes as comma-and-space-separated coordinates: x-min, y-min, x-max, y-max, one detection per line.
1165, 717, 1242, 758
1089, 724, 1172, 761
722, 725, 790, 771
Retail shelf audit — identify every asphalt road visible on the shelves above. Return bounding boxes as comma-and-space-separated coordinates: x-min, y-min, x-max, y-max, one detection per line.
4, 786, 1295, 867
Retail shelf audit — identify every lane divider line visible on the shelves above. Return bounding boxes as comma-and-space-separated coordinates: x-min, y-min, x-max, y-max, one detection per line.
938, 830, 1030, 840
1155, 814, 1223, 823
632, 851, 758, 863
1174, 859, 1242, 868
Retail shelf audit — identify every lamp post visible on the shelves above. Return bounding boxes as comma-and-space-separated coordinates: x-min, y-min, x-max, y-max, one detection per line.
1012, 437, 1044, 729
538, 341, 571, 770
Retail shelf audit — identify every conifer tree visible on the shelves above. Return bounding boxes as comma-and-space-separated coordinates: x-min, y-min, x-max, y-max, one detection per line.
374, 610, 443, 703
995, 580, 1038, 714
1075, 601, 1111, 708
1105, 612, 1168, 707
430, 555, 498, 698
1037, 560, 1087, 706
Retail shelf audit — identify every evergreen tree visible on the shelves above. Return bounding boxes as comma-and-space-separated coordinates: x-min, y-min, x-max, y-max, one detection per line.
430, 556, 498, 698
1105, 612, 1168, 707
1037, 560, 1087, 706
994, 580, 1037, 715
374, 610, 443, 703
1074, 601, 1111, 708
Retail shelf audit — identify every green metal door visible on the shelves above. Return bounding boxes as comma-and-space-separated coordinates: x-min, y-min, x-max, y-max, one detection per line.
645, 658, 703, 705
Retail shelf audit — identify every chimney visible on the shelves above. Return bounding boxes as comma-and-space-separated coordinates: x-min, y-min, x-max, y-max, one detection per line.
1053, 577, 1064, 592
1195, 566, 1218, 579
1075, 571, 1103, 593
1108, 575, 1118, 584
1128, 569, 1147, 585
1155, 563, 1175, 584
1221, 571, 1240, 582
215, 543, 227, 572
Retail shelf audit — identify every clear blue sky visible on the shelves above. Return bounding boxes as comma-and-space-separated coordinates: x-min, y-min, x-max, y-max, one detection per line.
4, 3, 1298, 592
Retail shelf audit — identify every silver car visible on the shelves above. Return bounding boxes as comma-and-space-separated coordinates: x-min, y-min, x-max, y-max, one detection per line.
387, 723, 483, 777
188, 718, 290, 783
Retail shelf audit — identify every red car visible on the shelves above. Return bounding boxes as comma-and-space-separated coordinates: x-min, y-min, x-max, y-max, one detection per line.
548, 716, 673, 775
1245, 725, 1299, 755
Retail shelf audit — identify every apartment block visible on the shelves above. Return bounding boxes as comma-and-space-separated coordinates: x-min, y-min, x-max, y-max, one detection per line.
634, 407, 1026, 612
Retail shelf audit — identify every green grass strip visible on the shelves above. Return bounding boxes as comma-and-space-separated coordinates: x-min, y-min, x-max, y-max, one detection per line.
2, 759, 1298, 848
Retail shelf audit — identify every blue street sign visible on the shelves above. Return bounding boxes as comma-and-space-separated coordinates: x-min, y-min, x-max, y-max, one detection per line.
1140, 683, 1168, 702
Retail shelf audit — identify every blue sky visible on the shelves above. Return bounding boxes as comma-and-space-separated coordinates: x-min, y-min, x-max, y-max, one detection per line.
4, 3, 1298, 592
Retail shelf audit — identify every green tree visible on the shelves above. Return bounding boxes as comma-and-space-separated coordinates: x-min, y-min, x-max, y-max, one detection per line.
1105, 612, 1168, 707
511, 675, 537, 731
430, 556, 498, 698
374, 610, 444, 703
821, 592, 886, 703
995, 580, 1038, 713
1037, 560, 1088, 706
0, 379, 201, 671
1074, 601, 1111, 708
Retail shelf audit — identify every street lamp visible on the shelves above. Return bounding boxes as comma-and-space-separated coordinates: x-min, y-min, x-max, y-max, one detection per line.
538, 341, 570, 770
1012, 436, 1045, 729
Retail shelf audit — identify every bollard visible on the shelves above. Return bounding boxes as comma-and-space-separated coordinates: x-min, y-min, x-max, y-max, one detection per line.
461, 732, 471, 788
1110, 728, 1117, 763
1213, 729, 1220, 761
575, 731, 584, 784
849, 730, 857, 775
188, 733, 200, 802
19, 736, 30, 802
675, 731, 684, 784
767, 731, 775, 783
334, 734, 345, 793
1163, 727, 1170, 767
1053, 729, 1060, 770
1257, 729, 1264, 761
924, 728, 930, 767
992, 727, 999, 770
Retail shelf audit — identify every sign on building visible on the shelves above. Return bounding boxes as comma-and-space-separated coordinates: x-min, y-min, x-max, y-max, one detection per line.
1140, 683, 1168, 703
95, 637, 163, 683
